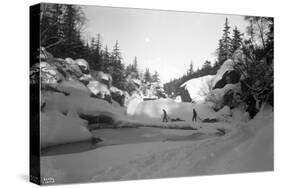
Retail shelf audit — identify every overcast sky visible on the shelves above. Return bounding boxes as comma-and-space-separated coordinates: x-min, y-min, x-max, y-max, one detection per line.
81, 5, 248, 83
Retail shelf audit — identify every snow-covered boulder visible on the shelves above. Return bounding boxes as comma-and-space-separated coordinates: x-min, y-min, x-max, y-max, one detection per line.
174, 96, 182, 102
40, 89, 129, 147
75, 59, 90, 74
180, 75, 215, 103
212, 59, 241, 89
213, 70, 241, 89
93, 71, 112, 88
65, 57, 76, 65
110, 86, 124, 95
35, 61, 64, 85
65, 57, 84, 77
87, 80, 112, 103
56, 80, 92, 97
110, 86, 126, 106
42, 92, 125, 125
31, 54, 93, 89
39, 47, 54, 60
206, 83, 241, 110
213, 59, 234, 84
41, 111, 92, 148
131, 78, 141, 88
177, 86, 192, 102
216, 106, 232, 119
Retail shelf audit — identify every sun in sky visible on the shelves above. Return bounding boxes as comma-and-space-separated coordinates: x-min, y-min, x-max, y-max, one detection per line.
82, 5, 248, 83
145, 37, 150, 43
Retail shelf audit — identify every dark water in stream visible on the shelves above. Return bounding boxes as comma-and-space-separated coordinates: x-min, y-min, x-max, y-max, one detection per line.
41, 127, 224, 156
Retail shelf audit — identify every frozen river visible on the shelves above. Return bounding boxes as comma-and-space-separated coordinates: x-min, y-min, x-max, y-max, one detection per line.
41, 126, 223, 156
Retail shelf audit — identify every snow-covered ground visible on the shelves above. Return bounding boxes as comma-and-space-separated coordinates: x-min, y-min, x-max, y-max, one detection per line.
40, 103, 273, 184
37, 55, 273, 185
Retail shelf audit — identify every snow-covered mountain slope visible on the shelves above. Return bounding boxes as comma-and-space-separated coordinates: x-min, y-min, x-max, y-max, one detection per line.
180, 75, 215, 103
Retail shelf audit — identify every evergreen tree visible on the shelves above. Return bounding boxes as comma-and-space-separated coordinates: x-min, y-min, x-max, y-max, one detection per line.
109, 40, 126, 90
93, 33, 102, 70
217, 18, 232, 65
59, 5, 85, 58
202, 60, 212, 74
222, 18, 232, 57
217, 39, 224, 64
144, 68, 152, 83
112, 40, 122, 61
188, 61, 194, 75
102, 45, 111, 71
133, 56, 138, 73
126, 56, 139, 79
152, 71, 160, 83
231, 26, 243, 53
40, 4, 65, 55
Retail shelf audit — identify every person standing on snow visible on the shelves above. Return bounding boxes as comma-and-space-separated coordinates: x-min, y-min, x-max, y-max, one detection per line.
162, 109, 168, 122
192, 108, 197, 122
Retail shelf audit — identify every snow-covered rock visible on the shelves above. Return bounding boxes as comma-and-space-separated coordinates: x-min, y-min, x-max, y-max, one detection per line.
212, 59, 241, 89
177, 86, 192, 102
131, 78, 141, 88
216, 106, 232, 119
57, 80, 92, 97
180, 75, 215, 103
75, 59, 90, 74
213, 59, 234, 84
110, 86, 126, 106
41, 110, 92, 148
174, 96, 182, 102
31, 54, 92, 88
206, 83, 241, 110
65, 57, 84, 77
92, 71, 113, 88
110, 86, 124, 96
87, 80, 111, 101
37, 61, 64, 85
42, 91, 126, 134
39, 47, 54, 60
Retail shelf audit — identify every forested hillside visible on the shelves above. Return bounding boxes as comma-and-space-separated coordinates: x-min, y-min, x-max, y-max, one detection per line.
164, 17, 273, 118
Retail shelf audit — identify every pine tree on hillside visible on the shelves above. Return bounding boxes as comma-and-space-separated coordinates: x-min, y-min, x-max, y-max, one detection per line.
202, 60, 212, 75
133, 56, 139, 78
60, 5, 85, 58
144, 68, 152, 83
187, 61, 194, 75
40, 4, 63, 47
92, 34, 103, 70
217, 18, 232, 65
102, 45, 111, 70
109, 40, 126, 90
152, 71, 160, 83
126, 56, 140, 79
112, 40, 122, 61
222, 18, 232, 57
231, 26, 243, 53
217, 39, 224, 64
